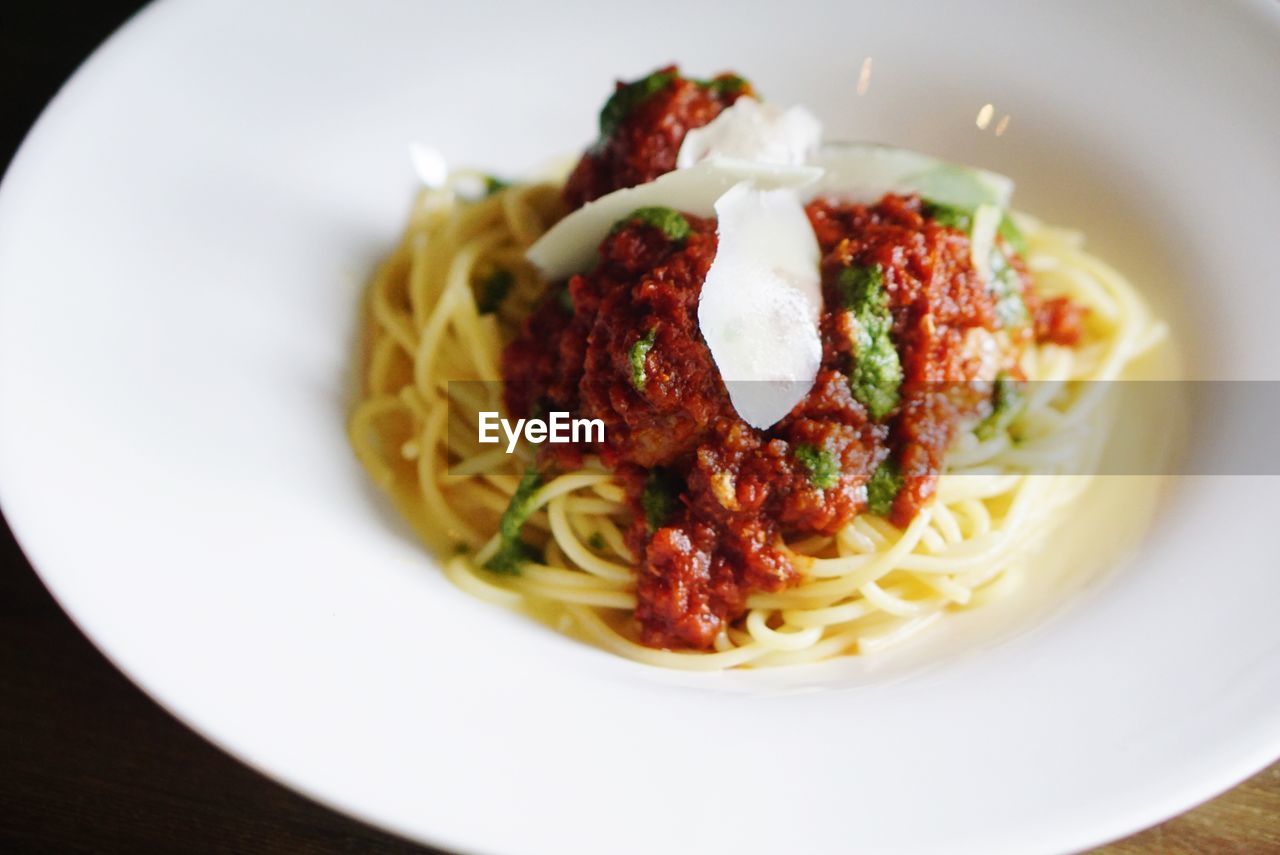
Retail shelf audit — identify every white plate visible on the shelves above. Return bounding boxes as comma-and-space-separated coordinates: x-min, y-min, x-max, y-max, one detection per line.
2, 1, 1278, 853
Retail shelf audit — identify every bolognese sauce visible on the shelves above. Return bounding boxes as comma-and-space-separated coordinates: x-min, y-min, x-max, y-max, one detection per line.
563, 66, 754, 209
500, 68, 1086, 650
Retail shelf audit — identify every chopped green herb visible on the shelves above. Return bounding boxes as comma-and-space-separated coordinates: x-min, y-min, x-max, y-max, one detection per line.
641, 468, 681, 533
838, 264, 903, 420
556, 286, 574, 314
867, 459, 904, 518
587, 532, 606, 551
699, 73, 752, 98
483, 467, 543, 574
794, 444, 840, 490
975, 374, 1025, 441
452, 542, 470, 556
484, 535, 535, 576
483, 175, 511, 196
599, 69, 677, 137
476, 270, 514, 314
611, 206, 691, 243
998, 213, 1028, 256
629, 328, 657, 391
922, 199, 973, 232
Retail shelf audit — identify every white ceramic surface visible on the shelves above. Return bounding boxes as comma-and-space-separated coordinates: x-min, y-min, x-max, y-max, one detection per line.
1, 1, 1278, 853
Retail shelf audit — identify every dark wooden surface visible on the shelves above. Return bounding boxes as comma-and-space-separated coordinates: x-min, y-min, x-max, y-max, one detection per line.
1, 4, 1276, 854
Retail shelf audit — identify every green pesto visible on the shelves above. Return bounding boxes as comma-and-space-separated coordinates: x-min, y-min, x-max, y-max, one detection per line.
483, 467, 543, 574
629, 328, 657, 391
921, 199, 973, 233
483, 175, 511, 196
794, 444, 840, 490
866, 459, 904, 518
975, 374, 1025, 441
476, 270, 514, 314
556, 286, 574, 314
838, 264, 903, 420
611, 206, 692, 243
700, 74, 752, 98
641, 468, 681, 534
599, 69, 676, 137
998, 212, 1028, 256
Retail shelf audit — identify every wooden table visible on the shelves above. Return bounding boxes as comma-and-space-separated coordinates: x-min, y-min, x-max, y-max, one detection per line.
1, 5, 1276, 853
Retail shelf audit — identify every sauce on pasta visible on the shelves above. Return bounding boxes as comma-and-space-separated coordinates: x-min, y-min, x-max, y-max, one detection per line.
348, 64, 1167, 668
502, 68, 1087, 649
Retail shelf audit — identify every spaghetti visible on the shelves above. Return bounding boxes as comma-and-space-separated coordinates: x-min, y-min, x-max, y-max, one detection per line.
349, 176, 1164, 669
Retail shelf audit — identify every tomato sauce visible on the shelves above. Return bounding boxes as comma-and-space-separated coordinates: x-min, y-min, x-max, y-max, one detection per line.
500, 71, 1084, 650
563, 66, 753, 209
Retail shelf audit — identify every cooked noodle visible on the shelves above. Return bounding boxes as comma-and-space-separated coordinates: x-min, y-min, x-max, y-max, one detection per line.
349, 179, 1165, 669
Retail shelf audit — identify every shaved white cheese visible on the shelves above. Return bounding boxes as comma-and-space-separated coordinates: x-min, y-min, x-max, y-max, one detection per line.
808, 143, 1013, 209
526, 158, 820, 280
698, 182, 822, 430
676, 97, 822, 169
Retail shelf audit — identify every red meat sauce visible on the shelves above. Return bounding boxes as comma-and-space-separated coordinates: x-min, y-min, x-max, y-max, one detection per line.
563, 66, 753, 209
498, 67, 1085, 650
1030, 293, 1087, 346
